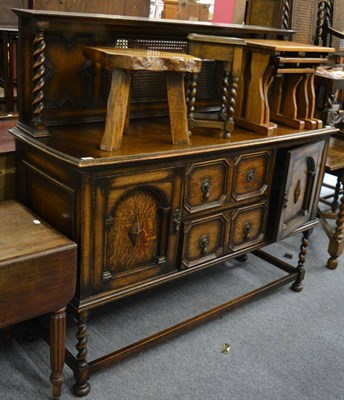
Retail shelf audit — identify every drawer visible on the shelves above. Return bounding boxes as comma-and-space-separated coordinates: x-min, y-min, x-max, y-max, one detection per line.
229, 203, 268, 251
184, 159, 231, 214
232, 151, 272, 201
181, 213, 228, 268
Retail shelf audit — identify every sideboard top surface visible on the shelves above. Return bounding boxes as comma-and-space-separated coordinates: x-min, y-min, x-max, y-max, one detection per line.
11, 118, 336, 168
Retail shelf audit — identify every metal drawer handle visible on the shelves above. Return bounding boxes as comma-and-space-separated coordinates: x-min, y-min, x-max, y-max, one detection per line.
201, 179, 211, 201
173, 209, 181, 232
246, 168, 256, 183
199, 235, 209, 255
243, 222, 253, 240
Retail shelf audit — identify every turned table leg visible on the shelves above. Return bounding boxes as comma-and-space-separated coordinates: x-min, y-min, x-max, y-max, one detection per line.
50, 307, 67, 400
291, 231, 309, 292
223, 67, 239, 139
327, 184, 344, 269
73, 310, 91, 397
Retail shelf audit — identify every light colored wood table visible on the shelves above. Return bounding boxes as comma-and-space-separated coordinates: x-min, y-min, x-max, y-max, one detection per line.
187, 33, 246, 138
235, 39, 335, 135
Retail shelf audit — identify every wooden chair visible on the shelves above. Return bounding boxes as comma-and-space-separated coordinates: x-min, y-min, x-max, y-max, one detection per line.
0, 200, 77, 399
314, 0, 344, 269
83, 47, 202, 151
318, 137, 344, 269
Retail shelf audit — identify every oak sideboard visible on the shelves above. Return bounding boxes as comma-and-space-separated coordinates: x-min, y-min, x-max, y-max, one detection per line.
10, 9, 335, 396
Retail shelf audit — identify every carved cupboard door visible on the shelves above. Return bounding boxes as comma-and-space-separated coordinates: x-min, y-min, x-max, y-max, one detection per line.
276, 140, 326, 240
92, 168, 182, 294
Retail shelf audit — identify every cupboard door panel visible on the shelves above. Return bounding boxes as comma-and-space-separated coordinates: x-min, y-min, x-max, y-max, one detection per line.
93, 168, 181, 292
106, 190, 165, 274
276, 140, 325, 240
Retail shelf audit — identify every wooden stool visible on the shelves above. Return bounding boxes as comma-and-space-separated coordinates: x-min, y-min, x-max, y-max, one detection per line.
0, 200, 77, 400
235, 39, 335, 135
187, 33, 245, 138
83, 47, 202, 151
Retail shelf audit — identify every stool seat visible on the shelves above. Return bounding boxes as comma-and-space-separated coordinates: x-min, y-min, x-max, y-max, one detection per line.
84, 47, 202, 151
187, 33, 245, 138
84, 47, 202, 72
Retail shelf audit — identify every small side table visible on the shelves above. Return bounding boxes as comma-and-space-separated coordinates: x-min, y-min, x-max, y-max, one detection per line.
235, 39, 335, 135
0, 200, 77, 399
187, 33, 245, 138
83, 47, 202, 151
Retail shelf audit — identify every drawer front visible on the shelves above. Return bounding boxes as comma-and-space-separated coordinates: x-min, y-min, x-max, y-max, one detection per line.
229, 203, 268, 251
181, 213, 228, 268
184, 159, 231, 214
232, 151, 272, 201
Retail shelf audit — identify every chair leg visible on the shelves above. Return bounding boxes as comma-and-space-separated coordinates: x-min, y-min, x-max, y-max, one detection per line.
327, 189, 344, 269
331, 177, 342, 213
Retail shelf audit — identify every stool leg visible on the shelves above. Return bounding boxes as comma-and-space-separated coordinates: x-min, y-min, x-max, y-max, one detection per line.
270, 75, 283, 115
331, 177, 341, 213
279, 74, 304, 120
166, 71, 190, 145
245, 52, 271, 125
50, 307, 66, 400
101, 68, 132, 151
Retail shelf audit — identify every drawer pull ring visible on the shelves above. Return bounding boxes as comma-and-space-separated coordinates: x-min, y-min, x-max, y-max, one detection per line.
201, 179, 211, 201
173, 209, 181, 232
199, 235, 209, 255
246, 168, 256, 183
243, 222, 253, 240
